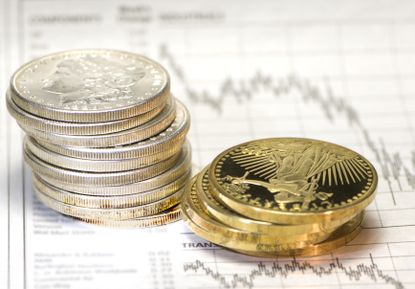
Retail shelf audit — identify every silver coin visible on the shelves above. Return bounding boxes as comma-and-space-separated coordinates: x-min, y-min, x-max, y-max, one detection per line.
37, 100, 190, 160
20, 97, 176, 147
7, 89, 168, 135
78, 205, 182, 228
25, 136, 181, 172
10, 49, 170, 123
34, 184, 184, 221
37, 144, 191, 195
33, 173, 189, 209
35, 169, 190, 200
24, 143, 190, 186
6, 91, 166, 136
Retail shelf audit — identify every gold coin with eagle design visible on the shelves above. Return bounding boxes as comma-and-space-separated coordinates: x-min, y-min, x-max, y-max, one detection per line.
197, 166, 359, 237
209, 138, 377, 225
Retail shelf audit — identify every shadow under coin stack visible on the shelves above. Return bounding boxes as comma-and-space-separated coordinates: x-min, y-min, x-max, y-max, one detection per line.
6, 49, 191, 227
182, 138, 377, 256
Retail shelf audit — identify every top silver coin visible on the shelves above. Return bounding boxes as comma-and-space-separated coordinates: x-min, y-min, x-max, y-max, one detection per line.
10, 49, 170, 122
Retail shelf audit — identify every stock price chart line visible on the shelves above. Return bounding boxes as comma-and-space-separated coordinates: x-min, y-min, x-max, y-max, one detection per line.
160, 44, 415, 205
183, 254, 404, 289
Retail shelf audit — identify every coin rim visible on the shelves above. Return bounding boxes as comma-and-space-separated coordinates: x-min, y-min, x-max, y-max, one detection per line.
34, 184, 184, 221
182, 177, 337, 251
35, 100, 190, 160
24, 143, 188, 186
230, 216, 363, 257
36, 145, 191, 195
79, 205, 182, 228
6, 90, 166, 135
20, 98, 177, 147
33, 172, 190, 209
25, 136, 181, 172
183, 176, 364, 256
197, 166, 358, 236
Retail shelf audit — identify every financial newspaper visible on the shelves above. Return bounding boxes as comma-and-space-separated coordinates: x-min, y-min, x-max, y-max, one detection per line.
1, 0, 414, 288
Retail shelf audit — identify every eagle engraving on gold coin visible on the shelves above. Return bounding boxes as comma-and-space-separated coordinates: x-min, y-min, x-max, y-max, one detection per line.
211, 138, 376, 212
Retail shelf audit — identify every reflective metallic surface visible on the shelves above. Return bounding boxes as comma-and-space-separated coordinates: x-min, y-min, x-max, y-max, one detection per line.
11, 49, 170, 122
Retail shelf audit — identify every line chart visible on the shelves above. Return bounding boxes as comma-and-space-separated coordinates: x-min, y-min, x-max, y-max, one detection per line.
160, 44, 415, 204
183, 255, 404, 289
2, 2, 415, 289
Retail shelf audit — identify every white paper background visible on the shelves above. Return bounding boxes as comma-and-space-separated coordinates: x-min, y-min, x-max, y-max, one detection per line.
1, 1, 415, 288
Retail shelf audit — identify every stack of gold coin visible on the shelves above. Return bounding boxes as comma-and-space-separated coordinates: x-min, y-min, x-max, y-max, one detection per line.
182, 138, 377, 256
6, 49, 191, 227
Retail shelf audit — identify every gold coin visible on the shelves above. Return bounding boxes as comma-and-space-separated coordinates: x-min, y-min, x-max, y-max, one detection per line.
209, 138, 377, 225
33, 172, 189, 209
79, 205, 182, 228
34, 184, 184, 221
234, 213, 363, 257
183, 176, 364, 256
197, 166, 358, 237
182, 176, 339, 252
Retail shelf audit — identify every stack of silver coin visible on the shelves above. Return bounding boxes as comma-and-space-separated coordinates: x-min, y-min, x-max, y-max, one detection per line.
6, 49, 191, 227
